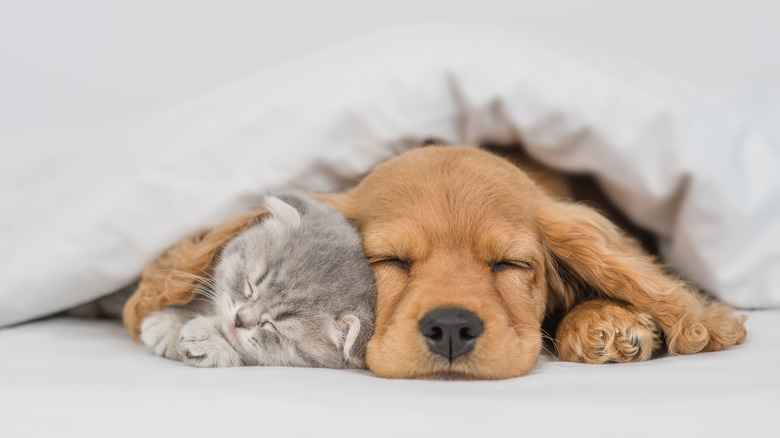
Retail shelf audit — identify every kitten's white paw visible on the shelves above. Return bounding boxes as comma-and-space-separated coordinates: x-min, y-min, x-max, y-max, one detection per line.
140, 309, 184, 361
177, 317, 243, 367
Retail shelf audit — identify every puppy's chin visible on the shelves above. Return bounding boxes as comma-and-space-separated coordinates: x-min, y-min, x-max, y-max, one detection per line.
365, 346, 542, 380
414, 371, 479, 381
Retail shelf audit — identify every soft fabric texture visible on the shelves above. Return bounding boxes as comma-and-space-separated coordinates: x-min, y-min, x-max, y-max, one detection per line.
0, 311, 777, 437
1, 24, 779, 327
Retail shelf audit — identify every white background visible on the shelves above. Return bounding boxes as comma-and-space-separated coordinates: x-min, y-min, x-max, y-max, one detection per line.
2, 0, 779, 156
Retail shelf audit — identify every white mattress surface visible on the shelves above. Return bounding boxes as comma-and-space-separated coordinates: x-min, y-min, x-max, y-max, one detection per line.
2, 311, 777, 438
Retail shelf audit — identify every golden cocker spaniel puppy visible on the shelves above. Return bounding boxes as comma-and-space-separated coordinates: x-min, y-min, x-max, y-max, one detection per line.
124, 146, 746, 379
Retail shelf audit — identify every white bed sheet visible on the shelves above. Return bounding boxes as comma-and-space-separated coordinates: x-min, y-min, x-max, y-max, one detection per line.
1, 311, 777, 438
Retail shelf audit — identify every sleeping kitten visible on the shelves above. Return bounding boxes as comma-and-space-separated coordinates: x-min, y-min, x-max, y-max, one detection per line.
139, 192, 376, 369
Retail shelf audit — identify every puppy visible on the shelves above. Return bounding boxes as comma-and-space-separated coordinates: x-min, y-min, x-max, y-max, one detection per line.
125, 146, 746, 379
313, 146, 746, 379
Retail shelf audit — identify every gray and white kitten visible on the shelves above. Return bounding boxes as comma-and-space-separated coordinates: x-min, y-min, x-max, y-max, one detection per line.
140, 192, 376, 369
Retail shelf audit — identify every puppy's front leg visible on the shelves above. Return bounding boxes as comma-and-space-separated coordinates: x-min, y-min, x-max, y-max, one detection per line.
555, 299, 662, 363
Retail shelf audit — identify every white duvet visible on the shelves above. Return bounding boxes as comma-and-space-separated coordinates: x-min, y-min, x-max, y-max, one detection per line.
1, 25, 779, 327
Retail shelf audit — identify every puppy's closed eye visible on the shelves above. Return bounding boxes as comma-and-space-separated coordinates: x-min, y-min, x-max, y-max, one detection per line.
368, 256, 412, 274
490, 260, 533, 274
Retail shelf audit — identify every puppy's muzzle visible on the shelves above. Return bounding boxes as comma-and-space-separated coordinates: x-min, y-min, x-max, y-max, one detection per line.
419, 307, 484, 362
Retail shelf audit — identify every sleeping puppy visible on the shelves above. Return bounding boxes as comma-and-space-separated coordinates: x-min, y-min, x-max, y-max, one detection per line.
124, 146, 746, 380
312, 146, 746, 379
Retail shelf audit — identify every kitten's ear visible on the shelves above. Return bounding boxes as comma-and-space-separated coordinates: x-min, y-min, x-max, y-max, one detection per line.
342, 315, 362, 363
264, 196, 302, 229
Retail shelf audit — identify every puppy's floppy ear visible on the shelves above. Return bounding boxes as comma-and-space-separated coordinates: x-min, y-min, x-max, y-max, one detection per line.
539, 201, 644, 310
308, 192, 359, 220
538, 200, 744, 355
123, 210, 268, 340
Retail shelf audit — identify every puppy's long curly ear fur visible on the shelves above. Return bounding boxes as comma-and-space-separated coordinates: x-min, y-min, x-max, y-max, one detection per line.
540, 201, 746, 355
123, 211, 269, 340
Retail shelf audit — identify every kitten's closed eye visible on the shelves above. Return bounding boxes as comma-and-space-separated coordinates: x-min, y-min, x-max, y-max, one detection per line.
254, 273, 267, 287
260, 314, 280, 333
274, 310, 300, 321
259, 311, 302, 334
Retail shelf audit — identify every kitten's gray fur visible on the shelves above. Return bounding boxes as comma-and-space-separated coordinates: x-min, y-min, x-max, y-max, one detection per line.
139, 191, 376, 369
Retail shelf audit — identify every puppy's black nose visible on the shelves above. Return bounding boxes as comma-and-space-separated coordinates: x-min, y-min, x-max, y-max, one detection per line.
419, 307, 483, 362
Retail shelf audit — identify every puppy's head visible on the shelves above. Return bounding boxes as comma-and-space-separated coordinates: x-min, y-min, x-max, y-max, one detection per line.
322, 146, 560, 379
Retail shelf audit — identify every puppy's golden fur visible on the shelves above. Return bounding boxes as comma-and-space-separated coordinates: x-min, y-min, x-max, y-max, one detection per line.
124, 146, 746, 379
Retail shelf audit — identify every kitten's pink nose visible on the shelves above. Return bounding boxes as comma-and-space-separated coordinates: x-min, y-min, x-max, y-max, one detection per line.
234, 314, 246, 329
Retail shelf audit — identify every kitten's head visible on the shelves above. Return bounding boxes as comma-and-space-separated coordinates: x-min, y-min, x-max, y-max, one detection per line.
209, 191, 376, 369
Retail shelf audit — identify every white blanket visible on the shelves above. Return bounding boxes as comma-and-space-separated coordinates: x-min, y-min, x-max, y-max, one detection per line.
1, 25, 779, 327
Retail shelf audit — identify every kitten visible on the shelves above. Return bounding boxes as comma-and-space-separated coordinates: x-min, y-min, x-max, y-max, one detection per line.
139, 192, 376, 369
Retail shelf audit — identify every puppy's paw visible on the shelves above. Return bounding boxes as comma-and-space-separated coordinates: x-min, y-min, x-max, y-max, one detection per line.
666, 299, 747, 355
140, 308, 185, 360
556, 299, 662, 364
177, 317, 243, 368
